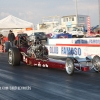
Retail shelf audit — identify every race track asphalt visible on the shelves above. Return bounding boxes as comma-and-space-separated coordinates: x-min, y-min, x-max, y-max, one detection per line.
0, 53, 100, 100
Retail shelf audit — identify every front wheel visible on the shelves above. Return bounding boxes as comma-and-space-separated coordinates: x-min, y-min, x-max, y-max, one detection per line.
92, 55, 100, 72
65, 57, 74, 75
8, 47, 21, 66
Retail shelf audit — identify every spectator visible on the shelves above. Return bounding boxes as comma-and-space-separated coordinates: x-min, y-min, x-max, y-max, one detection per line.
0, 33, 3, 45
8, 30, 15, 46
64, 31, 66, 34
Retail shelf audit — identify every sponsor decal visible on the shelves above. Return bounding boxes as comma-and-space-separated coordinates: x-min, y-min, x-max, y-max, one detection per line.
34, 64, 37, 66
75, 39, 100, 44
38, 62, 41, 67
42, 64, 48, 67
42, 64, 45, 67
89, 39, 100, 44
45, 64, 48, 67
25, 58, 28, 63
50, 46, 58, 54
75, 39, 88, 44
61, 47, 81, 56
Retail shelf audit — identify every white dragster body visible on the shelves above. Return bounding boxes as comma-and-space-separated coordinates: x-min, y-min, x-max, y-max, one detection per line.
46, 38, 100, 59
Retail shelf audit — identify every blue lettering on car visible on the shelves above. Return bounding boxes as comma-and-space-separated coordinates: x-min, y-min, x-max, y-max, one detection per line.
50, 46, 58, 54
89, 39, 100, 44
61, 47, 81, 56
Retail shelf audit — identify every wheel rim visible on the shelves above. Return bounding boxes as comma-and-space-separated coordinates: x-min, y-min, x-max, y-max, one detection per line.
93, 56, 100, 72
65, 59, 74, 75
8, 49, 13, 64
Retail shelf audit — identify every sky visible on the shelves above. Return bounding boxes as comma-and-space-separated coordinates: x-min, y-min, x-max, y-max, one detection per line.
0, 0, 99, 27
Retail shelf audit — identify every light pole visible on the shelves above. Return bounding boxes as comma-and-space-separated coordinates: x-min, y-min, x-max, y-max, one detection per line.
98, 0, 100, 26
75, 0, 78, 27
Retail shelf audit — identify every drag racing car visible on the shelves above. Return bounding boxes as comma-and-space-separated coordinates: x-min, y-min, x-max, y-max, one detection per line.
7, 34, 100, 75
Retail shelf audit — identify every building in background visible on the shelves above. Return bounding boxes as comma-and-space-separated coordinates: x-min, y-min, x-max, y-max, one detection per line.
61, 15, 88, 31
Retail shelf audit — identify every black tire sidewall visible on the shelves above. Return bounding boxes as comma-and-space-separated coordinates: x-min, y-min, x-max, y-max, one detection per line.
8, 47, 21, 66
4, 42, 11, 52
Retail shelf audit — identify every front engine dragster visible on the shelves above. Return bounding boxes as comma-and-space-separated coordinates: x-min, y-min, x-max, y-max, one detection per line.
8, 34, 100, 75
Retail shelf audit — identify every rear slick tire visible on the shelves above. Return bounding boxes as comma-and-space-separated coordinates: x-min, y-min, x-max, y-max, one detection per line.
8, 47, 21, 66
